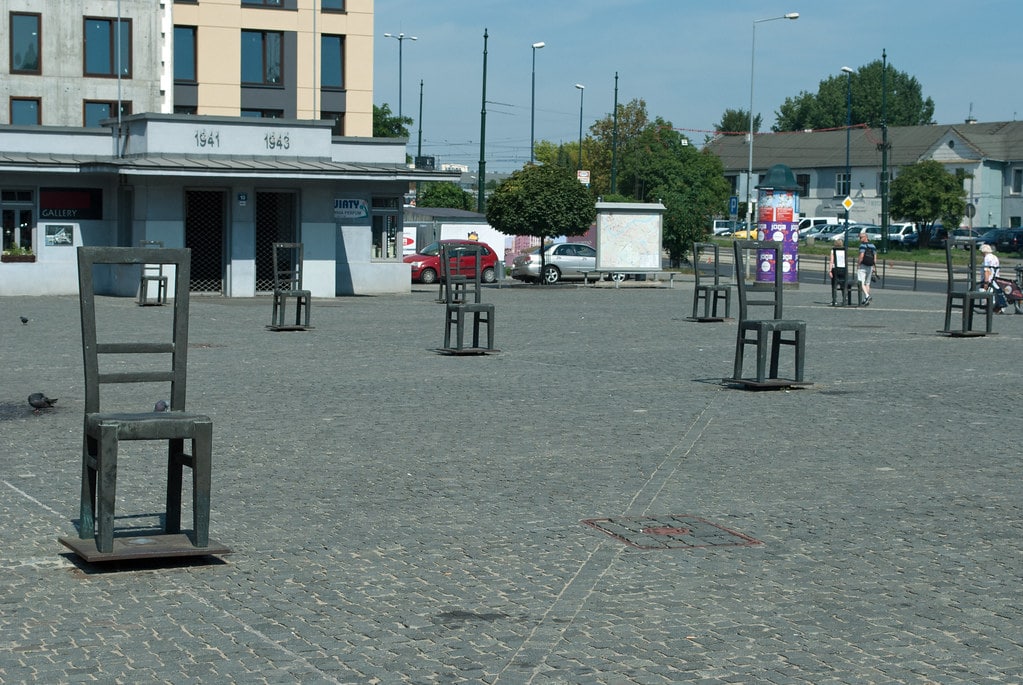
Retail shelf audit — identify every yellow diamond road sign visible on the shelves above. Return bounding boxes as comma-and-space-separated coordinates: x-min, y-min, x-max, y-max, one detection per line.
842, 196, 854, 211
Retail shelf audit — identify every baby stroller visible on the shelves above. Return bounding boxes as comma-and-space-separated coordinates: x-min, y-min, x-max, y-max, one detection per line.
990, 275, 1023, 314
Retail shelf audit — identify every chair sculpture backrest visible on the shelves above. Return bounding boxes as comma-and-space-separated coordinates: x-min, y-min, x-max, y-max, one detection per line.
441, 242, 484, 304
272, 242, 304, 292
945, 239, 981, 291
78, 246, 192, 414
693, 242, 723, 287
139, 240, 165, 278
733, 240, 784, 321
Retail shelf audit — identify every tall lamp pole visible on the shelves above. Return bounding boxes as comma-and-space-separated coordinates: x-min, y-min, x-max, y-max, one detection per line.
575, 84, 585, 172
747, 12, 799, 226
880, 49, 890, 253
530, 41, 545, 164
478, 29, 488, 213
383, 32, 417, 118
842, 65, 854, 245
611, 72, 619, 195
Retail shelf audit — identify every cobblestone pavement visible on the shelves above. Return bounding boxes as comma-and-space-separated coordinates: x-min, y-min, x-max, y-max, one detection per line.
2, 277, 1021, 684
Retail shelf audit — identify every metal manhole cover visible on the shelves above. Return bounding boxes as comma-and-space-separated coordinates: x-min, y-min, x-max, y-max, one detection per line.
581, 515, 761, 550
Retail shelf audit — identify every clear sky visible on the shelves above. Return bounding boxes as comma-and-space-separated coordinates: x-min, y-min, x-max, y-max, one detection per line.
373, 0, 1023, 172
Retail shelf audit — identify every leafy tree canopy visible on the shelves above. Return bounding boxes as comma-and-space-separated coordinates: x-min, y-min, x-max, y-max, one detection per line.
373, 103, 413, 138
773, 60, 935, 132
889, 160, 967, 243
417, 182, 474, 211
715, 108, 761, 136
485, 164, 596, 241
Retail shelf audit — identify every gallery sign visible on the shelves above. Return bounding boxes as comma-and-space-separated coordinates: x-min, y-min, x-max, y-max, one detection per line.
40, 188, 103, 220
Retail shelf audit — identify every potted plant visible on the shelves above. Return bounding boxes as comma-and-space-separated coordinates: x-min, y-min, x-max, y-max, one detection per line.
1, 246, 36, 262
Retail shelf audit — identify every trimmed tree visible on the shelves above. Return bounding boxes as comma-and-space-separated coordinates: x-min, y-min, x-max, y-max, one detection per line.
418, 182, 474, 211
485, 164, 596, 284
890, 160, 967, 247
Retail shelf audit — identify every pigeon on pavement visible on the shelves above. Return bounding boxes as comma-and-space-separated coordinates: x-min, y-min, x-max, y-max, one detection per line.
28, 393, 58, 413
20, 316, 28, 325
154, 399, 170, 412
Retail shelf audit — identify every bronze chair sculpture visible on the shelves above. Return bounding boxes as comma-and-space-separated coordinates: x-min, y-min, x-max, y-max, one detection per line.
269, 242, 312, 330
941, 240, 993, 336
690, 242, 731, 321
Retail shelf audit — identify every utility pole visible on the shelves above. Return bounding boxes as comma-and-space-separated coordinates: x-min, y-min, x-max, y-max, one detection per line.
880, 49, 890, 253
477, 29, 488, 214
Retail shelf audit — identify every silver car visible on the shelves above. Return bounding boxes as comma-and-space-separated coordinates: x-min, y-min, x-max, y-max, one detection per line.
511, 242, 623, 284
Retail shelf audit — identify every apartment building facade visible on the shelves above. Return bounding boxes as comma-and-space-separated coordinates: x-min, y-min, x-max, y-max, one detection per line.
0, 0, 451, 297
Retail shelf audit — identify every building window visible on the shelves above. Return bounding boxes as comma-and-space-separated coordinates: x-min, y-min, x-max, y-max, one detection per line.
2, 189, 35, 253
795, 174, 810, 197
1011, 216, 1022, 228
174, 105, 198, 115
174, 26, 197, 82
241, 30, 282, 85
10, 12, 41, 74
371, 197, 400, 259
10, 97, 40, 125
1012, 169, 1023, 195
321, 111, 344, 136
240, 109, 284, 119
242, 0, 283, 5
322, 0, 345, 11
836, 172, 850, 198
84, 17, 131, 78
84, 100, 131, 127
321, 35, 344, 88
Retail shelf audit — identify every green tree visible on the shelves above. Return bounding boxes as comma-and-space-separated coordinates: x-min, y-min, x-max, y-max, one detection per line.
373, 103, 413, 138
773, 60, 935, 131
417, 182, 473, 211
715, 108, 761, 136
889, 160, 967, 246
485, 164, 596, 283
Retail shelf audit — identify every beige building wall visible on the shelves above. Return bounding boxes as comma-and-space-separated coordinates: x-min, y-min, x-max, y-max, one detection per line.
173, 0, 374, 135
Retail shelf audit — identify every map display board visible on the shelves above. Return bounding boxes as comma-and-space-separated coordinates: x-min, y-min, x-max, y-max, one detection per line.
594, 203, 665, 271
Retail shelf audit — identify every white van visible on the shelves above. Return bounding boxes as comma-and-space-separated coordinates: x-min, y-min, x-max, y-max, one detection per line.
797, 217, 834, 232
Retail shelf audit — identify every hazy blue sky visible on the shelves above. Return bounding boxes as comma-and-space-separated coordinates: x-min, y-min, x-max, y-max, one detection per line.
373, 0, 1023, 172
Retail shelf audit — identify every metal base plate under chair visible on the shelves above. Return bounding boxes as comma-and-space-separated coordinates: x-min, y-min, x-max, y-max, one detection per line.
721, 377, 812, 390
937, 329, 996, 338
59, 533, 231, 564
434, 346, 501, 356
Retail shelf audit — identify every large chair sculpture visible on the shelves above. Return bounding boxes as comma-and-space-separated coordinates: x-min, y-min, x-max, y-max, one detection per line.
941, 240, 993, 336
62, 246, 226, 562
829, 244, 860, 307
689, 242, 731, 321
269, 242, 312, 330
441, 243, 495, 354
727, 240, 808, 388
137, 240, 168, 306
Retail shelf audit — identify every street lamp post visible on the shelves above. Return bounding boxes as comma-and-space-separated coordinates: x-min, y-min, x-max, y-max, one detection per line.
530, 41, 545, 164
383, 32, 417, 118
575, 84, 585, 172
747, 12, 799, 228
842, 66, 854, 244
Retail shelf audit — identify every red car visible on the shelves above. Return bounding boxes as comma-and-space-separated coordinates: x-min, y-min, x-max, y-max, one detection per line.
404, 239, 499, 284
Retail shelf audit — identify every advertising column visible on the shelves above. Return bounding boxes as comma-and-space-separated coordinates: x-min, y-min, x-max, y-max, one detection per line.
755, 164, 800, 285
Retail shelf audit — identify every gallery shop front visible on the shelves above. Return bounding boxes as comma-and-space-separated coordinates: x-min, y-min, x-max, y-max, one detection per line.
0, 113, 457, 297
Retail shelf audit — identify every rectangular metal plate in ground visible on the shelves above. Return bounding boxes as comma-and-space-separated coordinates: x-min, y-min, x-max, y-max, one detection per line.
581, 515, 761, 550
59, 534, 231, 563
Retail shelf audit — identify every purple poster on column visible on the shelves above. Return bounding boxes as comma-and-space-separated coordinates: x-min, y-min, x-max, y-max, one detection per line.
755, 187, 799, 284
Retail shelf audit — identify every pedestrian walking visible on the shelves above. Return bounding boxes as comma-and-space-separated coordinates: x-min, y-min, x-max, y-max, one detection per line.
857, 231, 877, 305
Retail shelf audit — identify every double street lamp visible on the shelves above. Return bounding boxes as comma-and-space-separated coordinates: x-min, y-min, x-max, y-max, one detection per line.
747, 12, 799, 226
575, 83, 585, 172
383, 32, 417, 118
530, 41, 545, 163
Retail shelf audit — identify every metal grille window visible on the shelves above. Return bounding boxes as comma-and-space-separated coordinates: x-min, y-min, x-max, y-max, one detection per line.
84, 17, 131, 78
241, 30, 282, 85
10, 12, 41, 74
184, 190, 225, 293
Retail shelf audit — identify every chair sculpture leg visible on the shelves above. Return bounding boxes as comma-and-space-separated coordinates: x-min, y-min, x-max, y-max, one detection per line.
79, 437, 97, 540
96, 423, 119, 553
163, 427, 212, 547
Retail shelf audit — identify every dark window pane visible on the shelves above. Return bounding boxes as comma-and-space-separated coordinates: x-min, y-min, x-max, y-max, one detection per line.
321, 35, 342, 87
174, 26, 196, 81
265, 32, 281, 84
84, 19, 112, 75
322, 0, 345, 10
11, 13, 41, 73
11, 99, 40, 124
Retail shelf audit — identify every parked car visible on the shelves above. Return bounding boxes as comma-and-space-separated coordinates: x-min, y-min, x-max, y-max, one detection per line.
731, 224, 760, 239
949, 228, 982, 249
511, 242, 622, 284
803, 223, 843, 242
797, 217, 835, 233
994, 227, 1023, 254
711, 219, 738, 236
404, 239, 499, 284
887, 223, 918, 247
